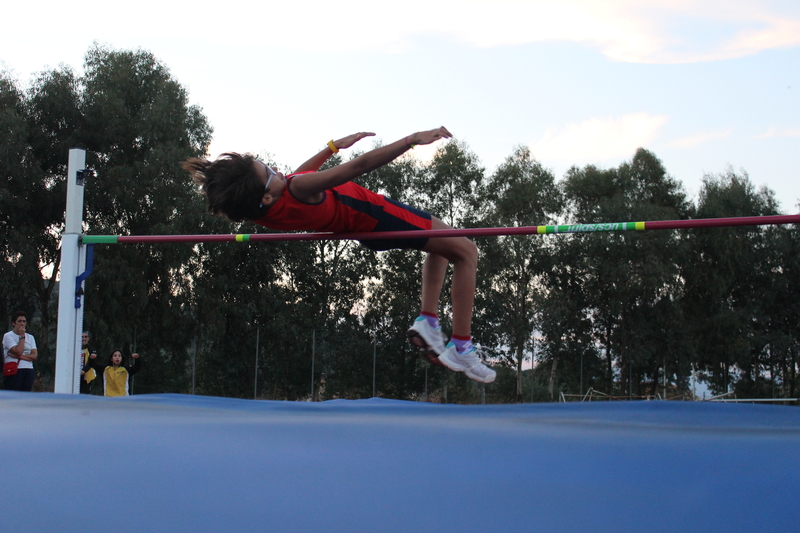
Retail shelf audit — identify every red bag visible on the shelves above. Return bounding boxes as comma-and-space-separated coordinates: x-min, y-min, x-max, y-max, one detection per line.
3, 360, 19, 376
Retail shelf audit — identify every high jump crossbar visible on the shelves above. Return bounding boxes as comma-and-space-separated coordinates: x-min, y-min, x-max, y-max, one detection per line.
81, 214, 800, 244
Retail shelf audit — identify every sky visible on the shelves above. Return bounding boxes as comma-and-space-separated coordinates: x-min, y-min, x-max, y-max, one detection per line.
2, 0, 799, 214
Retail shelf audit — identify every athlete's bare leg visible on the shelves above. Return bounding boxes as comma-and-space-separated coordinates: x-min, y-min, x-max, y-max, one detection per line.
421, 217, 478, 338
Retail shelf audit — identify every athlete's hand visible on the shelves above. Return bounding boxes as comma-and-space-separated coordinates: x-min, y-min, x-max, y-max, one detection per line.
334, 132, 375, 150
410, 127, 453, 146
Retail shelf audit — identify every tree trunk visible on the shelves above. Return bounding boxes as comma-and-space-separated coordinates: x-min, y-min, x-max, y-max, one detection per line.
515, 344, 523, 402
548, 357, 559, 400
605, 324, 613, 392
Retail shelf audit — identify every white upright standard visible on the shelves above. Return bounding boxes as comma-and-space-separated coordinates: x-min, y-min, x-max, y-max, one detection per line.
54, 148, 87, 394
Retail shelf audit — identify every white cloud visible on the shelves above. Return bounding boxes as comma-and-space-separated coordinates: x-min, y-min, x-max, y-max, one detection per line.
239, 0, 800, 64
720, 16, 800, 58
754, 126, 800, 139
666, 129, 733, 148
5, 0, 797, 69
529, 113, 668, 165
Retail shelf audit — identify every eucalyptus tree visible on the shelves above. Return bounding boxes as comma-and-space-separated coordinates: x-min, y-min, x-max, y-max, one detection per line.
559, 149, 690, 397
683, 170, 780, 396
537, 236, 600, 400
0, 45, 212, 390
292, 236, 377, 400
0, 66, 83, 378
190, 231, 317, 399
476, 146, 562, 401
74, 45, 213, 394
769, 221, 800, 397
752, 223, 798, 399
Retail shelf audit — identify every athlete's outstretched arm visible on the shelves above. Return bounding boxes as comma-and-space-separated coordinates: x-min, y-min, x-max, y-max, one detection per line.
290, 127, 452, 202
293, 132, 375, 173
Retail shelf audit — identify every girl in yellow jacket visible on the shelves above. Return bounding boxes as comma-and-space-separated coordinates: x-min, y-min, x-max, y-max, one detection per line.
88, 350, 141, 396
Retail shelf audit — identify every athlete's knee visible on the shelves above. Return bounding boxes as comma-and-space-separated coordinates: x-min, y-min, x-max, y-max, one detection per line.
455, 237, 478, 268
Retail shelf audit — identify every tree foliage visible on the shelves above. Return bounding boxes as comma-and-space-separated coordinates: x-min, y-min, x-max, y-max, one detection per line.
477, 146, 562, 400
1, 44, 212, 391
4, 46, 799, 402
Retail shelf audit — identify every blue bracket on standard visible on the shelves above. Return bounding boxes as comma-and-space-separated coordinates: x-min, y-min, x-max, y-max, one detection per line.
74, 244, 95, 308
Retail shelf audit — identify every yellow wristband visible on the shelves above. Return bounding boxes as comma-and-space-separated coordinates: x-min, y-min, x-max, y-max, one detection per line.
327, 140, 339, 153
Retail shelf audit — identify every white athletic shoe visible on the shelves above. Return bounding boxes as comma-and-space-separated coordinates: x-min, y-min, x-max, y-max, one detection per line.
438, 343, 497, 384
406, 317, 448, 356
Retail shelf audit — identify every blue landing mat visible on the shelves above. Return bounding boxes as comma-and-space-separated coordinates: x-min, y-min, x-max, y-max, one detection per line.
0, 392, 798, 532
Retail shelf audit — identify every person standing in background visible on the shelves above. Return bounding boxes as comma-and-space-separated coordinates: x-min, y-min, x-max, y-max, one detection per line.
88, 350, 141, 396
80, 331, 98, 394
2, 311, 37, 392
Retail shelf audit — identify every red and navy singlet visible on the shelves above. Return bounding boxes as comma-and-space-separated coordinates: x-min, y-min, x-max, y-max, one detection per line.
255, 175, 432, 251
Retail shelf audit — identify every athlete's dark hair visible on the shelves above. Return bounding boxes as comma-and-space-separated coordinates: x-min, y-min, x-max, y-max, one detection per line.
182, 153, 265, 222
11, 310, 27, 324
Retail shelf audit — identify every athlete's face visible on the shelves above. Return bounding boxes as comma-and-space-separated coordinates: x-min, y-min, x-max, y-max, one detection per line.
255, 161, 286, 208
111, 351, 123, 366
